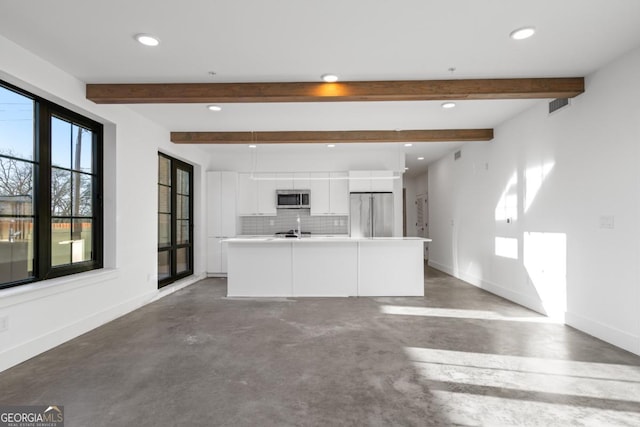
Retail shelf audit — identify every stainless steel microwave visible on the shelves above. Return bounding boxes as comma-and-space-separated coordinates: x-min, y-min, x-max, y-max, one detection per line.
276, 190, 310, 209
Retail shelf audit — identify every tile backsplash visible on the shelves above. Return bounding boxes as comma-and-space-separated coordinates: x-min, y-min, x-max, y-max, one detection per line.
240, 209, 348, 235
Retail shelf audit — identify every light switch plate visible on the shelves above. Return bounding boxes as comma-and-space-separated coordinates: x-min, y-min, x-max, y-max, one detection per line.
599, 215, 614, 229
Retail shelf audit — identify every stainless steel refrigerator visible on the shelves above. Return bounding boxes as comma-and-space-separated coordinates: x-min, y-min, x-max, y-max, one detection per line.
349, 192, 394, 238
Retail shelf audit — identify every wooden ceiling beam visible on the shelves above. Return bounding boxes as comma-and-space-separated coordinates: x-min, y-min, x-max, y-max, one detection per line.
170, 129, 494, 144
87, 77, 584, 104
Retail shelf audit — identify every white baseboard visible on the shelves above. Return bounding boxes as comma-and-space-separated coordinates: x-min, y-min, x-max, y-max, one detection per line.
0, 273, 205, 373
428, 260, 547, 314
566, 311, 640, 356
427, 260, 640, 356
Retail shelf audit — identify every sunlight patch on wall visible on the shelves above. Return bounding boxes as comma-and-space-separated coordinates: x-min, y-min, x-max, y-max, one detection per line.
495, 236, 518, 259
495, 172, 518, 221
524, 232, 567, 320
525, 162, 555, 212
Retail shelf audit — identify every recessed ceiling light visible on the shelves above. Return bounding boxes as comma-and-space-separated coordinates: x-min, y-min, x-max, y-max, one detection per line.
327, 144, 336, 148
207, 105, 222, 111
322, 74, 338, 83
404, 143, 413, 147
441, 102, 456, 109
248, 145, 257, 148
417, 157, 425, 160
134, 33, 160, 46
510, 27, 536, 40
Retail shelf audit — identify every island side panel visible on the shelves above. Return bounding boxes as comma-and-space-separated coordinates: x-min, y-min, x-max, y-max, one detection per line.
227, 242, 293, 297
358, 240, 425, 296
292, 241, 358, 296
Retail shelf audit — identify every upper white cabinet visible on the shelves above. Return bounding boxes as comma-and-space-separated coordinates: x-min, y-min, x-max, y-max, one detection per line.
329, 172, 349, 215
349, 170, 394, 192
275, 172, 310, 190
238, 172, 277, 216
207, 171, 237, 237
275, 173, 293, 190
309, 172, 349, 215
293, 172, 310, 190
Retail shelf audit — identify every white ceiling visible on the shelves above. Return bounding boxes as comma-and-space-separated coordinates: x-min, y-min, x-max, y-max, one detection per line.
2, 0, 640, 175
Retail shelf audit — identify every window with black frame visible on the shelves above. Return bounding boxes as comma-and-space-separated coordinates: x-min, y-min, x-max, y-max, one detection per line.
0, 80, 103, 289
158, 153, 193, 287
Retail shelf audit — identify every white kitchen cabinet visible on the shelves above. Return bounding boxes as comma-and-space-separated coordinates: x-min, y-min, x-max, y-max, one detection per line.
348, 170, 395, 192
348, 171, 372, 192
275, 172, 309, 190
257, 174, 277, 215
275, 173, 293, 190
329, 172, 349, 215
207, 171, 237, 237
207, 171, 237, 276
370, 170, 394, 191
309, 172, 330, 215
309, 172, 349, 215
238, 172, 277, 215
293, 172, 310, 190
237, 173, 258, 215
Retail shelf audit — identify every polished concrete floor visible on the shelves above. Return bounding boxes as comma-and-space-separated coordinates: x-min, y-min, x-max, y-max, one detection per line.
1, 267, 640, 426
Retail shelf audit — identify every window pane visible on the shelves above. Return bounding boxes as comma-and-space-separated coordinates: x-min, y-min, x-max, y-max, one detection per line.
176, 195, 189, 220
158, 185, 171, 213
51, 116, 71, 169
71, 124, 93, 173
0, 86, 34, 161
158, 250, 171, 281
0, 157, 34, 215
176, 220, 189, 245
72, 172, 92, 216
72, 219, 92, 262
52, 218, 71, 266
51, 167, 71, 216
0, 217, 34, 283
177, 168, 189, 195
158, 214, 171, 248
158, 156, 170, 185
176, 247, 189, 274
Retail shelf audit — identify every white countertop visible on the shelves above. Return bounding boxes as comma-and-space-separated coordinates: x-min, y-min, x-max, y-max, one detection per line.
225, 236, 431, 243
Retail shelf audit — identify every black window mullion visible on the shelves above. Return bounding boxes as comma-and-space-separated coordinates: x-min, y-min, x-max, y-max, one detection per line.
36, 101, 52, 280
170, 158, 177, 280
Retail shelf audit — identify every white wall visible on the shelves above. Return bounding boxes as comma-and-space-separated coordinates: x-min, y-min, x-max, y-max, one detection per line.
428, 46, 640, 355
0, 35, 211, 371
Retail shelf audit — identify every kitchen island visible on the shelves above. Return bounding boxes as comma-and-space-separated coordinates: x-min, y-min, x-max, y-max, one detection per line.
224, 237, 430, 297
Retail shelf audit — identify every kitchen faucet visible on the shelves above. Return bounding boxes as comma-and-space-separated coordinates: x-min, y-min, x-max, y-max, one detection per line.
296, 214, 301, 238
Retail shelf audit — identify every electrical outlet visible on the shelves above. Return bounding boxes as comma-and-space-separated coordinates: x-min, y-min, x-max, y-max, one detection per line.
0, 316, 8, 333
269, 219, 275, 226
599, 215, 614, 229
